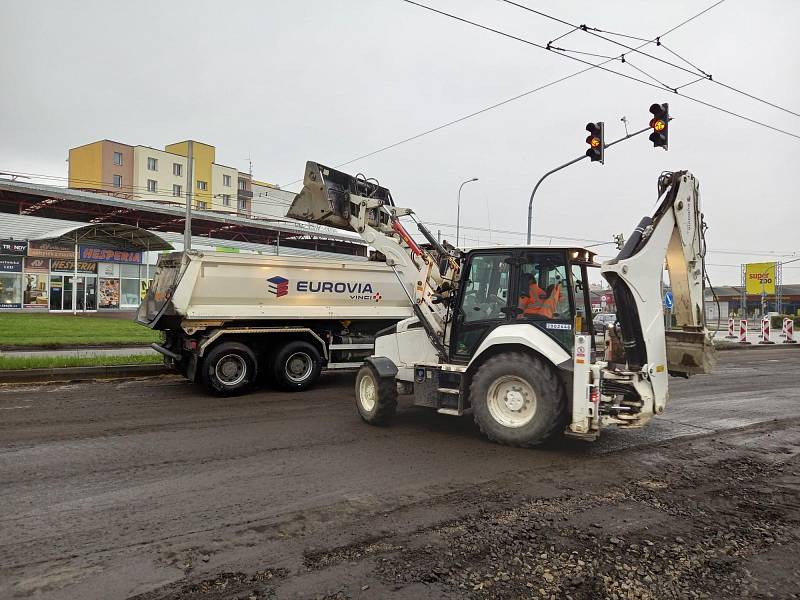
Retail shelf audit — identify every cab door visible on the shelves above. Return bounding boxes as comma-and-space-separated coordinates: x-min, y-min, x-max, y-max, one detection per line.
450, 251, 512, 361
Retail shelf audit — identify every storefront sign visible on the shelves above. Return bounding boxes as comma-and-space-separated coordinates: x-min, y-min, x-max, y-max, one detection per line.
745, 262, 777, 295
0, 257, 23, 272
0, 239, 27, 255
28, 241, 74, 259
24, 257, 49, 273
80, 246, 142, 264
50, 260, 96, 273
97, 262, 120, 278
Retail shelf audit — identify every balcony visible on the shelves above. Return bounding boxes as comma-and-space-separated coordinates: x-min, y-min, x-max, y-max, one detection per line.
237, 189, 253, 198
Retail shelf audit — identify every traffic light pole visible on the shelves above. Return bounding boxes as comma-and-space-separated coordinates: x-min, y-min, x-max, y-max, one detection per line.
526, 123, 653, 244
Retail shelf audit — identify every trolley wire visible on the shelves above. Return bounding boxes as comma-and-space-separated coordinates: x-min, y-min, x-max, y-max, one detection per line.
278, 1, 729, 187
498, 0, 800, 119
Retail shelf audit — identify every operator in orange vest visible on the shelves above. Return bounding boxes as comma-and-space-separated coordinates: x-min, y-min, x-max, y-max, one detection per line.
518, 273, 561, 318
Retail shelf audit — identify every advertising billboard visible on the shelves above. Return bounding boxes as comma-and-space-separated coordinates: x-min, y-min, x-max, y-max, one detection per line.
745, 262, 777, 295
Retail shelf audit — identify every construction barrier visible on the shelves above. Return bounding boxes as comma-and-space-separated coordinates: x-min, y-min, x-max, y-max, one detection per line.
739, 319, 751, 345
784, 318, 797, 344
759, 316, 775, 345
725, 317, 737, 339
780, 317, 788, 338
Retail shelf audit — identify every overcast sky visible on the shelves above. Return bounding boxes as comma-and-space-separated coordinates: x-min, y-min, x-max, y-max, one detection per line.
2, 0, 799, 284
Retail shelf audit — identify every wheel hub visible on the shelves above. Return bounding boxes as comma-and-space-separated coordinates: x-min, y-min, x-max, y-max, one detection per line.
215, 354, 247, 386
285, 352, 313, 382
504, 389, 525, 411
359, 374, 377, 411
486, 375, 538, 429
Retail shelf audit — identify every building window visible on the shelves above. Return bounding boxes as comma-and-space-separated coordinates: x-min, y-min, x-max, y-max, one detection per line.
112, 174, 122, 188
197, 200, 207, 210
223, 174, 231, 187
173, 163, 182, 176
147, 179, 157, 193
173, 184, 182, 197
147, 157, 158, 171
238, 197, 247, 211
238, 178, 246, 191
222, 194, 231, 206
113, 152, 123, 166
197, 180, 207, 191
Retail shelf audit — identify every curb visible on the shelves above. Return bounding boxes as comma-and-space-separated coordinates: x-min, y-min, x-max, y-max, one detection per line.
0, 364, 172, 384
0, 342, 154, 352
715, 342, 800, 351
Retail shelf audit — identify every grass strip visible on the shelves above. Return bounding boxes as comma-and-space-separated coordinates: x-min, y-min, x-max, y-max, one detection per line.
0, 313, 159, 347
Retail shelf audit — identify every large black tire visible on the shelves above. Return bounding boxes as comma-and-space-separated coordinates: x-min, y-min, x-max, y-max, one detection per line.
354, 364, 397, 426
272, 340, 323, 392
201, 341, 258, 396
469, 351, 565, 447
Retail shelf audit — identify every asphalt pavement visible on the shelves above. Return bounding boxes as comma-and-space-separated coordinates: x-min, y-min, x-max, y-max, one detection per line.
0, 347, 798, 599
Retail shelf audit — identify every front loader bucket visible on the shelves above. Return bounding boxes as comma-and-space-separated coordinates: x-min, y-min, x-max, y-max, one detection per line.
665, 329, 717, 375
286, 161, 394, 232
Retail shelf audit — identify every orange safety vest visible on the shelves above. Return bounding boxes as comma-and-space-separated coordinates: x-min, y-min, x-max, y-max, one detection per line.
519, 282, 561, 318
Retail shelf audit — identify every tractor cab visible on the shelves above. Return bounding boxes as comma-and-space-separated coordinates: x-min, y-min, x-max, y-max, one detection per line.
448, 247, 599, 362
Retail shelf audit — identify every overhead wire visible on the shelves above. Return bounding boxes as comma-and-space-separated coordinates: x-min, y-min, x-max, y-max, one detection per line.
498, 0, 800, 119
399, 0, 800, 141
279, 0, 728, 187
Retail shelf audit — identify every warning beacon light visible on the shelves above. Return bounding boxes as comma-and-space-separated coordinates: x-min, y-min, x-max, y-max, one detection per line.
585, 121, 605, 163
648, 102, 669, 149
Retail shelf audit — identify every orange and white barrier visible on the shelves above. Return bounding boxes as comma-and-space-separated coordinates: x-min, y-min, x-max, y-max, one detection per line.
759, 316, 775, 345
725, 317, 737, 339
784, 319, 797, 344
739, 319, 751, 345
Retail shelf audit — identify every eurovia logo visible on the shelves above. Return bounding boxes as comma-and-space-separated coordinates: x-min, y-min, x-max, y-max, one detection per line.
267, 276, 289, 297
267, 275, 381, 301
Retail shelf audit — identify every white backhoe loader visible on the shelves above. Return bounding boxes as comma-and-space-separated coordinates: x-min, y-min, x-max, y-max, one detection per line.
287, 162, 716, 446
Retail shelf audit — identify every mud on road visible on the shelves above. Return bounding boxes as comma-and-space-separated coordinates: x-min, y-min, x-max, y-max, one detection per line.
1, 347, 799, 599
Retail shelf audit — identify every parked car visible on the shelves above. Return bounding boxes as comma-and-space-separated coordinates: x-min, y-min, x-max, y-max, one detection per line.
593, 312, 617, 335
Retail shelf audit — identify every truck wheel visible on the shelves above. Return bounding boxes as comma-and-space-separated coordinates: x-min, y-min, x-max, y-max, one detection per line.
201, 341, 258, 396
355, 363, 397, 425
272, 341, 322, 391
469, 352, 565, 447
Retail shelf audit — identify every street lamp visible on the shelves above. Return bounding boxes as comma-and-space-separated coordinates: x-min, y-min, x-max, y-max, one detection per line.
457, 177, 478, 247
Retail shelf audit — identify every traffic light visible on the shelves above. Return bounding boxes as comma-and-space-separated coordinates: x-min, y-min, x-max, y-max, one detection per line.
585, 122, 604, 163
649, 103, 669, 149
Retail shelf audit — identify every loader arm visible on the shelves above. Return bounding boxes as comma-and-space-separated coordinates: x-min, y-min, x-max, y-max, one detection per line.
287, 161, 459, 359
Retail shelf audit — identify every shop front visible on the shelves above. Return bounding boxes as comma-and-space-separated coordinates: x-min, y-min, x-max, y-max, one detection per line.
0, 224, 172, 314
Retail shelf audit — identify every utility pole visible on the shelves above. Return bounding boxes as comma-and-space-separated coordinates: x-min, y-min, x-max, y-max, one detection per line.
184, 141, 194, 251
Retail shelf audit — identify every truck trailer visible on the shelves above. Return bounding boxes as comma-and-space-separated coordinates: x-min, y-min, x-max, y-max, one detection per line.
137, 251, 412, 394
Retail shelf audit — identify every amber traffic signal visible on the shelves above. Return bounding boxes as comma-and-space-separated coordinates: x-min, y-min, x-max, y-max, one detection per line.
649, 103, 669, 149
585, 122, 604, 163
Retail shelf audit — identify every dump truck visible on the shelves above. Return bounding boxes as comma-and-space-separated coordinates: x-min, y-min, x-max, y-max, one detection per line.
286, 162, 716, 445
137, 251, 412, 394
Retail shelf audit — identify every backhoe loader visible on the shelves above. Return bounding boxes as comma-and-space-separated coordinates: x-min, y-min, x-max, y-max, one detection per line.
287, 162, 715, 445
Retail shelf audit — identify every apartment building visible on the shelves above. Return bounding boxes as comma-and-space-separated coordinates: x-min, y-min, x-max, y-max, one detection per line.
132, 146, 189, 203
69, 139, 240, 214
68, 140, 134, 195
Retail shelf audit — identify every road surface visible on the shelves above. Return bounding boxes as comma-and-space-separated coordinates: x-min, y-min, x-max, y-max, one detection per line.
1, 347, 799, 599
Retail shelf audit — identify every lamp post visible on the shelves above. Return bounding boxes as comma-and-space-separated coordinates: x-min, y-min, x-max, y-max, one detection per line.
457, 177, 478, 247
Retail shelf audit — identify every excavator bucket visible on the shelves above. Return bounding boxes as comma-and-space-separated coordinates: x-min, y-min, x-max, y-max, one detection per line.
286, 161, 394, 232
665, 329, 717, 375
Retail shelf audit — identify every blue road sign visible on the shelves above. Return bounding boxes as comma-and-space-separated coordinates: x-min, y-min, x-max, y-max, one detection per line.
664, 291, 674, 310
